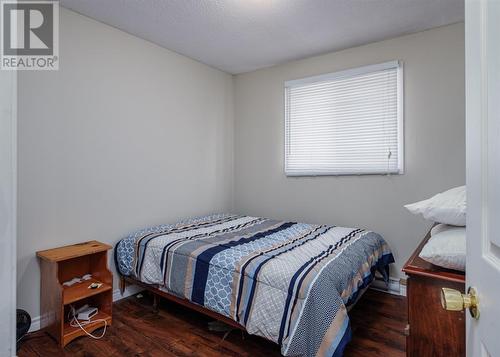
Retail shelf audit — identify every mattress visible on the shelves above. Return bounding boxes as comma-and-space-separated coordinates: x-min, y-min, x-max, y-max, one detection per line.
115, 214, 394, 357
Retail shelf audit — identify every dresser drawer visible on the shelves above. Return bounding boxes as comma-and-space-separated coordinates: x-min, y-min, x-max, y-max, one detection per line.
406, 275, 465, 357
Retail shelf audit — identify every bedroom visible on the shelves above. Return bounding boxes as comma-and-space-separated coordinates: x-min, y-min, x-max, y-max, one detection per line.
1, 0, 499, 356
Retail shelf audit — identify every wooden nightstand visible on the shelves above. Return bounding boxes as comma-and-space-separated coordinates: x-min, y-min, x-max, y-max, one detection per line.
36, 241, 113, 347
403, 230, 465, 357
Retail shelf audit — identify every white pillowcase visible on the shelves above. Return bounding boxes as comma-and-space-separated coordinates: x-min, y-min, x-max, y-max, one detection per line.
419, 226, 466, 271
430, 223, 453, 236
405, 186, 466, 226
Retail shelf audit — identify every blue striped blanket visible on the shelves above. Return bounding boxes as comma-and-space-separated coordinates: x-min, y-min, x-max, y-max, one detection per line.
116, 214, 394, 356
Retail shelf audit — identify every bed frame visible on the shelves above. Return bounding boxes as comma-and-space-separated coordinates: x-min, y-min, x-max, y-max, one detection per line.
119, 275, 244, 330
119, 273, 375, 333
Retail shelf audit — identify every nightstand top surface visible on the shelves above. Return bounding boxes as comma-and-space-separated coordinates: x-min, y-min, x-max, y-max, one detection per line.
36, 240, 112, 262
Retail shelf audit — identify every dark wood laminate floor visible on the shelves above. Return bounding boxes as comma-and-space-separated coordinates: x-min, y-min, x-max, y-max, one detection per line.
18, 289, 407, 357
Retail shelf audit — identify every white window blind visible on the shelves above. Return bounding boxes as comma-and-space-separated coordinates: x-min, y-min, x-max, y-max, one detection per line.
285, 61, 403, 176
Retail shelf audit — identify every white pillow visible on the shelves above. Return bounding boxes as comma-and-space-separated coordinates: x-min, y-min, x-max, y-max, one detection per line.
405, 186, 466, 226
419, 226, 466, 271
430, 223, 455, 236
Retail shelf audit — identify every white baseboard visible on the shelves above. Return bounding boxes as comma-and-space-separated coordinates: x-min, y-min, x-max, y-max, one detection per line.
370, 277, 407, 296
400, 280, 407, 296
112, 284, 144, 302
28, 316, 41, 334
28, 285, 144, 333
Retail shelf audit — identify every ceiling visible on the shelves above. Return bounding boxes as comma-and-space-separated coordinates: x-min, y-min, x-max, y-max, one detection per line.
60, 0, 464, 74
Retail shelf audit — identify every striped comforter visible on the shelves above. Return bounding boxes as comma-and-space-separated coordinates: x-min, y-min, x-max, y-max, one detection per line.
116, 214, 394, 357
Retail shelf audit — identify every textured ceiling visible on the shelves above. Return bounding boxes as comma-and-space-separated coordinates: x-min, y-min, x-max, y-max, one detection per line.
60, 0, 464, 74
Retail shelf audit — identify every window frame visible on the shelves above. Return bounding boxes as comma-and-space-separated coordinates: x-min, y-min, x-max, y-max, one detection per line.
284, 60, 404, 177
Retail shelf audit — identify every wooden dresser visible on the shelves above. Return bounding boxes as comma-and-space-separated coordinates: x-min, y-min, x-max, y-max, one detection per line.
403, 230, 465, 357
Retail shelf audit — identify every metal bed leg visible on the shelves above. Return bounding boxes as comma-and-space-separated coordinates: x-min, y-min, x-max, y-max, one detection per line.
119, 275, 126, 295
152, 293, 159, 313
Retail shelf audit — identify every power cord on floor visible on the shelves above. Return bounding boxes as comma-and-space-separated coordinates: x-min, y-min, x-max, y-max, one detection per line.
68, 305, 107, 339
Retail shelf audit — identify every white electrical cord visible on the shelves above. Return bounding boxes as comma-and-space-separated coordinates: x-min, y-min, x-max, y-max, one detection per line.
63, 274, 92, 287
68, 306, 107, 339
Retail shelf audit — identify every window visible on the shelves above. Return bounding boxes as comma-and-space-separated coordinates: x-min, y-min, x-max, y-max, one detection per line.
284, 61, 403, 176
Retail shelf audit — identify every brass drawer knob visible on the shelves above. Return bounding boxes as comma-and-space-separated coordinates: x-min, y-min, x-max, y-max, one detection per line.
441, 287, 480, 319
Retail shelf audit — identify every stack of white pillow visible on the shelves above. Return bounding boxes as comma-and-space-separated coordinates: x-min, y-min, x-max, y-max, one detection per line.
405, 186, 466, 272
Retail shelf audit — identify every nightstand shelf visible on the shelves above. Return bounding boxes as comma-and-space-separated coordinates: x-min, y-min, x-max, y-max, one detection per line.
63, 277, 112, 305
37, 241, 113, 347
62, 310, 111, 341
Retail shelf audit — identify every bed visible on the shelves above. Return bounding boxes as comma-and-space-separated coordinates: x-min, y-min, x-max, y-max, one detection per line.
115, 214, 394, 357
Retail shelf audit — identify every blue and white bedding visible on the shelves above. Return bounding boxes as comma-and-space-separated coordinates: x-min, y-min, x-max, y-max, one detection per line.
116, 214, 394, 357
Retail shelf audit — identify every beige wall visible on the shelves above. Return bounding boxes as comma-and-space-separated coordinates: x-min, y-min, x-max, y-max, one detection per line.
17, 9, 234, 317
233, 23, 465, 279
18, 12, 465, 318
1, 70, 16, 355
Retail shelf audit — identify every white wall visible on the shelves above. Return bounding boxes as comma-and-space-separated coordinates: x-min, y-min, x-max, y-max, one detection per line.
0, 69, 17, 356
17, 9, 234, 318
18, 12, 465, 319
233, 23, 465, 279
